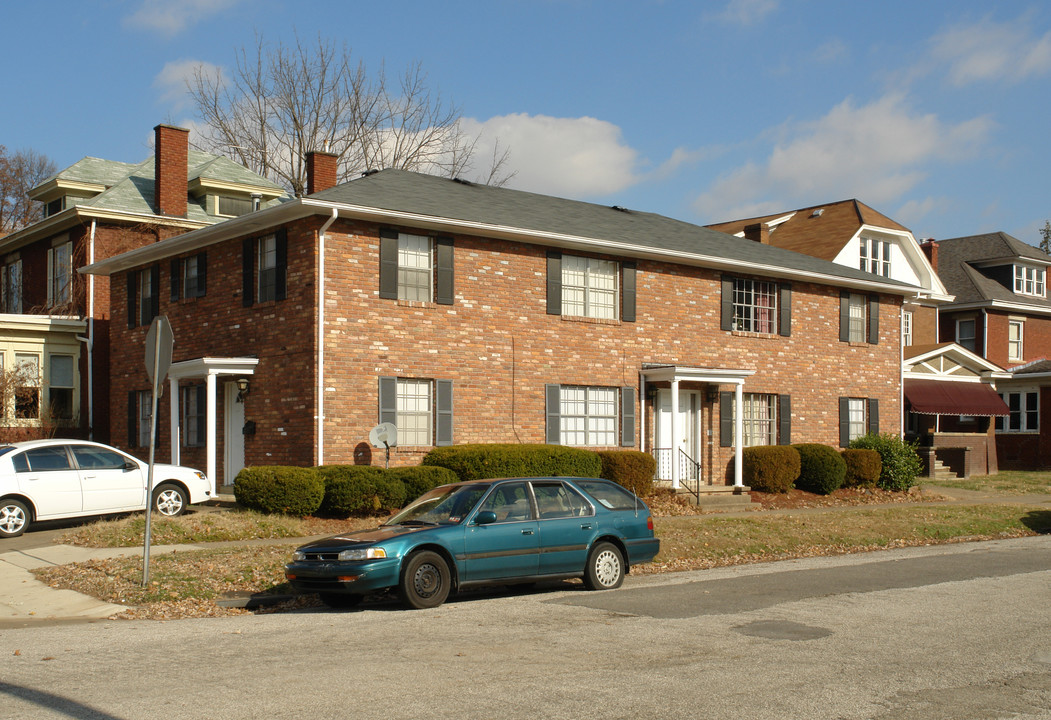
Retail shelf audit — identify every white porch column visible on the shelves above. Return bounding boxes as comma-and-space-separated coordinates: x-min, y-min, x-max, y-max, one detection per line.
206, 372, 217, 496
168, 376, 179, 465
639, 373, 647, 455
734, 382, 745, 488
671, 379, 681, 489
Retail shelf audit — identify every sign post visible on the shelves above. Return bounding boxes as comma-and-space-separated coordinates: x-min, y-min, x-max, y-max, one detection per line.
142, 316, 174, 587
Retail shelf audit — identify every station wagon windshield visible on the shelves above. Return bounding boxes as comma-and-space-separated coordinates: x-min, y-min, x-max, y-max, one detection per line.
384, 484, 490, 526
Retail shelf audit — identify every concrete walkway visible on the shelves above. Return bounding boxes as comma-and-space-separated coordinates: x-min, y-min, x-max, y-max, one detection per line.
1, 486, 1047, 626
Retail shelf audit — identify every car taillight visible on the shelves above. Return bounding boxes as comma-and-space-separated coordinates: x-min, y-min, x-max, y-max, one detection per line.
647, 516, 654, 531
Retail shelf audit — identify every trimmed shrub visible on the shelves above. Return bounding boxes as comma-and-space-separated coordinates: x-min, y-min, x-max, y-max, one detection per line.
792, 444, 846, 495
386, 465, 459, 500
596, 450, 656, 496
848, 433, 922, 492
234, 466, 324, 516
841, 448, 882, 488
742, 445, 800, 493
422, 444, 601, 481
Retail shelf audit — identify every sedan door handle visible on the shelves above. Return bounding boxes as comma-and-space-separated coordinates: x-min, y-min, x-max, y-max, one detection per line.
580, 524, 592, 530
521, 529, 534, 535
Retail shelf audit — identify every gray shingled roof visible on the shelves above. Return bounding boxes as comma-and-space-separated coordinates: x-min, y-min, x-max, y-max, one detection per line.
312, 170, 915, 288
937, 232, 1051, 307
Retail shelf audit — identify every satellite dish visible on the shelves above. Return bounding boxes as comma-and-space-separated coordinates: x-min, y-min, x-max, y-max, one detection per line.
369, 422, 398, 448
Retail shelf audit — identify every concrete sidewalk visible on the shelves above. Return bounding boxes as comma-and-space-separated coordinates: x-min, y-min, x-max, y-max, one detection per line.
1, 486, 1047, 626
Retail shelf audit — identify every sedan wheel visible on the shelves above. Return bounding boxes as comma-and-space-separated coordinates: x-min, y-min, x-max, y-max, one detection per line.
0, 499, 30, 538
398, 551, 451, 609
583, 542, 624, 590
153, 484, 188, 517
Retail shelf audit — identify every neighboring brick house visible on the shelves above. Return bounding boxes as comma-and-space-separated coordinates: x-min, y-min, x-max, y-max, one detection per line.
0, 125, 285, 442
709, 200, 1009, 477
83, 165, 916, 496
933, 232, 1051, 468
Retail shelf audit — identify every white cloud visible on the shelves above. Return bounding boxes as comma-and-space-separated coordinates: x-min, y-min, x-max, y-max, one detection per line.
154, 60, 221, 110
693, 94, 994, 222
716, 0, 778, 26
929, 15, 1051, 86
125, 0, 243, 36
460, 114, 642, 198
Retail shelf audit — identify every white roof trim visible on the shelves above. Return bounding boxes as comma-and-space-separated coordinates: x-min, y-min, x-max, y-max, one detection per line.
168, 357, 259, 380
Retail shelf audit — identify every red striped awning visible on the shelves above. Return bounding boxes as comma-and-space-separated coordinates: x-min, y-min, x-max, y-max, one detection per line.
904, 379, 1009, 416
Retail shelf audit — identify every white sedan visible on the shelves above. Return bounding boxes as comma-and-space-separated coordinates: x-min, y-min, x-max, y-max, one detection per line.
0, 439, 210, 538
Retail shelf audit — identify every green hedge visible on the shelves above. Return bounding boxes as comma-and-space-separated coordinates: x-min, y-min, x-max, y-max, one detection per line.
234, 466, 324, 516
385, 465, 459, 499
841, 448, 882, 488
847, 433, 922, 492
422, 444, 601, 481
792, 444, 846, 495
742, 445, 800, 493
596, 450, 656, 496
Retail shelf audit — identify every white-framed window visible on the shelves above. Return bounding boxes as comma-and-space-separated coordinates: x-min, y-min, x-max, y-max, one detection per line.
182, 255, 202, 298
1, 258, 22, 314
996, 389, 1039, 433
396, 378, 432, 446
1008, 320, 1024, 362
846, 397, 867, 442
737, 393, 778, 447
15, 353, 40, 419
860, 237, 891, 277
48, 354, 74, 420
848, 293, 867, 343
956, 318, 976, 353
902, 310, 913, 347
559, 386, 618, 447
258, 233, 278, 303
562, 255, 618, 319
47, 238, 73, 307
217, 195, 253, 218
181, 385, 206, 447
732, 278, 778, 333
138, 267, 155, 327
1014, 265, 1045, 297
397, 233, 434, 303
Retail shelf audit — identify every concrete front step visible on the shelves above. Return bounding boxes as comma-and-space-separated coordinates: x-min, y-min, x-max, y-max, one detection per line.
675, 487, 756, 511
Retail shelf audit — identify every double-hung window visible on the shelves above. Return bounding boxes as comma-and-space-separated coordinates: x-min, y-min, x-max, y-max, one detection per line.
14, 354, 39, 419
126, 265, 160, 328
839, 292, 878, 344
545, 384, 636, 448
379, 229, 454, 305
129, 390, 154, 447
996, 390, 1039, 433
561, 255, 618, 320
397, 234, 433, 302
47, 238, 73, 307
242, 230, 287, 306
732, 278, 778, 333
902, 310, 913, 347
719, 393, 790, 447
171, 253, 207, 301
48, 355, 75, 420
378, 376, 454, 447
1008, 320, 1024, 362
181, 385, 206, 447
839, 397, 879, 446
1014, 265, 1045, 297
859, 237, 891, 277
1, 258, 22, 314
956, 318, 976, 353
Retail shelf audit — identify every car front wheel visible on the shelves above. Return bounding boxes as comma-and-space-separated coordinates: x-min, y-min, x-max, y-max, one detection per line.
153, 484, 188, 517
398, 550, 451, 609
0, 499, 30, 538
583, 541, 624, 590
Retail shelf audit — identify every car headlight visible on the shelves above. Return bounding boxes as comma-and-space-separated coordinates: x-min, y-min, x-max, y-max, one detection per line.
194, 471, 207, 481
338, 547, 387, 561
292, 550, 307, 562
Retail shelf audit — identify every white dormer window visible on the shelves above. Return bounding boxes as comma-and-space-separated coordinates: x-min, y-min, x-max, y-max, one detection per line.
859, 237, 891, 277
1014, 265, 1045, 297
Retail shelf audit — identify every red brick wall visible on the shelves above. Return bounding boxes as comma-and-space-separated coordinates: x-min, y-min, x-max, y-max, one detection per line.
108, 217, 903, 483
154, 125, 189, 218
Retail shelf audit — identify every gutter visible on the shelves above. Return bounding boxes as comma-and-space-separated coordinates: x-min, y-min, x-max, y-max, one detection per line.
74, 220, 98, 439
316, 208, 339, 466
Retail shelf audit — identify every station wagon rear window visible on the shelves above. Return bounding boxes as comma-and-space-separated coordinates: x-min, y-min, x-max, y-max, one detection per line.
575, 480, 640, 511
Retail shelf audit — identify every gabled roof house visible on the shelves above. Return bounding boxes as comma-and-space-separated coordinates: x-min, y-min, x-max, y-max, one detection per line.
0, 125, 285, 442
83, 164, 918, 496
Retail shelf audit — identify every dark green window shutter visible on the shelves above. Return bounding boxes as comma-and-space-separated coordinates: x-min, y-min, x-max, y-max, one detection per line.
622, 262, 636, 322
170, 258, 181, 302
839, 291, 850, 342
196, 252, 207, 297
545, 384, 561, 444
867, 398, 879, 435
242, 237, 254, 307
127, 272, 137, 328
127, 391, 137, 446
379, 228, 399, 300
778, 394, 791, 445
621, 386, 635, 447
378, 376, 397, 426
436, 236, 454, 305
721, 276, 734, 331
436, 379, 453, 446
149, 265, 160, 321
779, 283, 792, 337
719, 391, 733, 447
546, 251, 562, 315
867, 294, 879, 344
839, 397, 850, 447
274, 229, 288, 302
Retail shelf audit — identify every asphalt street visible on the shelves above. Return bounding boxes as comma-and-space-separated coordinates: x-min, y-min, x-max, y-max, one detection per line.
1, 535, 1049, 720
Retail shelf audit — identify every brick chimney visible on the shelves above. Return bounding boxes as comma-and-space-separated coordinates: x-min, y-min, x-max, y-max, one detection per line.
306, 151, 339, 195
154, 124, 189, 217
743, 222, 769, 244
921, 239, 939, 271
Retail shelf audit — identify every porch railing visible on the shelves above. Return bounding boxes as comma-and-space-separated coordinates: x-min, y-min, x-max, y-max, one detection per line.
652, 447, 703, 501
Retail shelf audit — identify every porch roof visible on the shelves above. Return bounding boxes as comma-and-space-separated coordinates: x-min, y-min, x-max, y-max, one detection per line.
641, 365, 755, 385
168, 357, 258, 380
904, 378, 1009, 417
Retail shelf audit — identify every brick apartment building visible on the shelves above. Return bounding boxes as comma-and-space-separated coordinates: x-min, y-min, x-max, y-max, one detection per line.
83, 163, 918, 495
0, 125, 284, 443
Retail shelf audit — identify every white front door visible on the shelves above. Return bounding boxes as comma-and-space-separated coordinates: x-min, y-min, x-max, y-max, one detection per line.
655, 390, 700, 480
223, 382, 246, 487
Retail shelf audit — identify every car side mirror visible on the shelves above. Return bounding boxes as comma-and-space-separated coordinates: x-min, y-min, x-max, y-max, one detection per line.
123, 461, 138, 472
474, 510, 497, 525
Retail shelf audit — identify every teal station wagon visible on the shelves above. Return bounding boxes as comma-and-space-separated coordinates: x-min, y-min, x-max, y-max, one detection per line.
285, 477, 660, 609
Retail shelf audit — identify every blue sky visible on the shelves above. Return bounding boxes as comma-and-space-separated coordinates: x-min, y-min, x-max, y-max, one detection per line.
4, 0, 1050, 244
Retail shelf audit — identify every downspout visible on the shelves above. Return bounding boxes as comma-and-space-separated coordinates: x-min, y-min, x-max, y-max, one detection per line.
317, 208, 338, 466
981, 308, 988, 359
75, 220, 97, 440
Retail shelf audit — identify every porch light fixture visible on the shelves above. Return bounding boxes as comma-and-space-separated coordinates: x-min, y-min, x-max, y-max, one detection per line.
706, 388, 720, 403
236, 377, 250, 403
